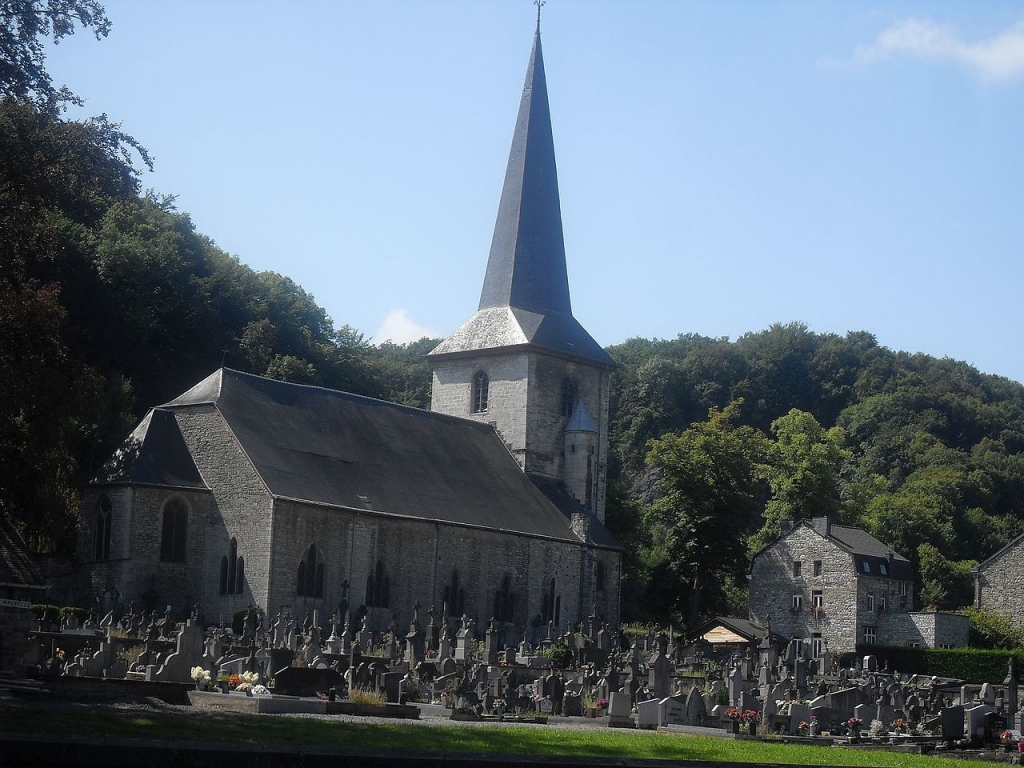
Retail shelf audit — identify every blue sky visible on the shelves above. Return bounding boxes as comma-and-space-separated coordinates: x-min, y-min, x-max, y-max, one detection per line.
44, 1, 1024, 383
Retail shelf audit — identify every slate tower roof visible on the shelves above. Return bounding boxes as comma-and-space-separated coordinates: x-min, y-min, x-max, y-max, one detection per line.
430, 30, 613, 367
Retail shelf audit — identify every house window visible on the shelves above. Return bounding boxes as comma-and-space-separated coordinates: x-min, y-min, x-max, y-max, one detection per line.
493, 574, 516, 623
793, 561, 802, 577
813, 560, 822, 577
297, 544, 324, 599
879, 562, 888, 576
879, 596, 886, 612
864, 626, 877, 644
899, 581, 908, 596
560, 379, 576, 418
862, 560, 871, 573
160, 497, 187, 563
812, 590, 823, 608
442, 570, 465, 616
366, 559, 389, 608
812, 633, 824, 658
220, 538, 244, 595
472, 372, 489, 413
866, 593, 875, 612
792, 594, 803, 610
94, 495, 112, 561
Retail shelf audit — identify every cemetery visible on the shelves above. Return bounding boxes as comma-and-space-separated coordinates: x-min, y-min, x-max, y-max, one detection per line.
5, 597, 1024, 765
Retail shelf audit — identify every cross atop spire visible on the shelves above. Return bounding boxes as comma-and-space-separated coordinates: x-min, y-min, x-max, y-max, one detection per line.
535, 0, 545, 33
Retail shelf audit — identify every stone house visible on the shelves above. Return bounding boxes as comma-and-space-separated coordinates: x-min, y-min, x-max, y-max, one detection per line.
74, 28, 621, 639
749, 517, 917, 654
974, 532, 1024, 628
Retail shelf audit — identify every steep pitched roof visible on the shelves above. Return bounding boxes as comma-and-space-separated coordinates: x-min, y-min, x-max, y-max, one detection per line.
429, 32, 613, 368
92, 408, 208, 490
161, 369, 616, 546
0, 515, 44, 587
975, 530, 1024, 573
828, 524, 911, 563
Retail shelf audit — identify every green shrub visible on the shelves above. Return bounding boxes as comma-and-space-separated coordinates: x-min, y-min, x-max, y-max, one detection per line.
857, 644, 1024, 683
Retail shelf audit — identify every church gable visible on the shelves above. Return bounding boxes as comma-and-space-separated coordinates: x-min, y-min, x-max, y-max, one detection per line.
92, 408, 207, 490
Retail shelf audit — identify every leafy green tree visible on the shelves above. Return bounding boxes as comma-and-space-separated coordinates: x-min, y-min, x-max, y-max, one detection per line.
917, 543, 977, 611
750, 409, 849, 553
1, 0, 109, 107
645, 401, 768, 628
959, 607, 1024, 650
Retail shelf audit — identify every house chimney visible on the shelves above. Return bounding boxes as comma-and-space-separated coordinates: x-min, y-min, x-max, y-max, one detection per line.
780, 520, 794, 535
811, 517, 831, 536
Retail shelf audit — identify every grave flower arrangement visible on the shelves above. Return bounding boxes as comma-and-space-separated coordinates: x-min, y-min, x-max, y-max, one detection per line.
890, 718, 908, 734
596, 698, 608, 712
798, 721, 810, 736
846, 717, 863, 727
190, 666, 211, 690
868, 719, 887, 738
724, 707, 741, 720
236, 671, 260, 693
1001, 730, 1015, 746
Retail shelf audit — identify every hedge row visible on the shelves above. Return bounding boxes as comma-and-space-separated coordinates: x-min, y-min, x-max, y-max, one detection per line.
854, 644, 1024, 683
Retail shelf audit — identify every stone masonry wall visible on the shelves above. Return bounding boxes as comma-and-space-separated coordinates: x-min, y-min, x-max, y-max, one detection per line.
263, 498, 615, 643
878, 611, 970, 648
175, 406, 275, 622
430, 353, 530, 462
977, 537, 1024, 628
78, 484, 210, 613
749, 526, 860, 654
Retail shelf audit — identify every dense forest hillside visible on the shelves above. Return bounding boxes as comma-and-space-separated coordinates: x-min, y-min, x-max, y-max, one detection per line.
4, 2, 1024, 636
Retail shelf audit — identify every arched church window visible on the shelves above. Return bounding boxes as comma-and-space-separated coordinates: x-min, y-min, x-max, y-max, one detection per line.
94, 495, 112, 561
366, 559, 390, 608
442, 570, 465, 616
472, 371, 489, 413
541, 577, 560, 625
221, 538, 244, 595
493, 574, 516, 623
160, 497, 187, 563
595, 561, 605, 593
560, 379, 576, 418
297, 544, 324, 598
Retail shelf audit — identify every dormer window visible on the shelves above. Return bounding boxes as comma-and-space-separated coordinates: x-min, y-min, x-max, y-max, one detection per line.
862, 560, 871, 573
472, 372, 489, 413
879, 562, 888, 576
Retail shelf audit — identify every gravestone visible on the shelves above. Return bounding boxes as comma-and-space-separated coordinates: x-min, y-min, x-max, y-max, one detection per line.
683, 688, 705, 725
940, 705, 965, 746
636, 697, 660, 729
608, 691, 633, 728
273, 666, 342, 697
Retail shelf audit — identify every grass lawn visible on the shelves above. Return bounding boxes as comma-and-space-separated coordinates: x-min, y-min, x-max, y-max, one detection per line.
1, 701, 996, 768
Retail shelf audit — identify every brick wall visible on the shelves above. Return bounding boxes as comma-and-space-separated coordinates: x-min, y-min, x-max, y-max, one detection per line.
878, 611, 970, 648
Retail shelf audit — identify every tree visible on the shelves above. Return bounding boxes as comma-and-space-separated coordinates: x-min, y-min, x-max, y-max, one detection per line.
1, 0, 110, 108
750, 409, 849, 553
644, 401, 768, 628
917, 543, 976, 611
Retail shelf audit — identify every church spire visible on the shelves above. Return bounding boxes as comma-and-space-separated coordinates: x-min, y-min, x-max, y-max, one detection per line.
478, 28, 571, 317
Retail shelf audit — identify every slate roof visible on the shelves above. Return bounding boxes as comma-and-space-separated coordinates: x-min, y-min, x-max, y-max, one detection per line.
0, 515, 44, 587
157, 369, 619, 548
808, 520, 913, 580
428, 31, 613, 368
92, 409, 208, 489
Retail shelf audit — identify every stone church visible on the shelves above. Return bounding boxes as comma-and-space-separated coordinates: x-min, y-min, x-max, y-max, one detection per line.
75, 29, 621, 638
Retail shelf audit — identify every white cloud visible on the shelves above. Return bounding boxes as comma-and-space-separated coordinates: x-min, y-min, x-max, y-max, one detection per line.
373, 309, 437, 345
855, 18, 1024, 82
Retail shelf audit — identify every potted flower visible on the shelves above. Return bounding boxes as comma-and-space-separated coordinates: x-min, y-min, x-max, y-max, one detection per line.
724, 707, 742, 734
236, 670, 259, 695
596, 698, 608, 717
1001, 730, 1015, 752
891, 718, 908, 735
742, 709, 761, 736
846, 717, 863, 739
190, 666, 211, 691
798, 720, 809, 737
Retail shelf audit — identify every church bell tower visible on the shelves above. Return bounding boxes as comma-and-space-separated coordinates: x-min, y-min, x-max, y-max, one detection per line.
428, 26, 614, 522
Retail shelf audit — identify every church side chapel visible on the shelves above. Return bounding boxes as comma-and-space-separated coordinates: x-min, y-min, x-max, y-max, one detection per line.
75, 27, 621, 640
